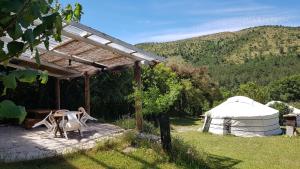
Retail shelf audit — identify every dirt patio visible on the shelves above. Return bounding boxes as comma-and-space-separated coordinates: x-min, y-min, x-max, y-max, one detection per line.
0, 123, 124, 163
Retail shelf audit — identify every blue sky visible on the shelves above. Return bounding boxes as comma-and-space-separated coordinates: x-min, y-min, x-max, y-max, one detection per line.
61, 0, 300, 44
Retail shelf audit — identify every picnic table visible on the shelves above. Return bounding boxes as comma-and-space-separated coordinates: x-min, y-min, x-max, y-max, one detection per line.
52, 111, 83, 137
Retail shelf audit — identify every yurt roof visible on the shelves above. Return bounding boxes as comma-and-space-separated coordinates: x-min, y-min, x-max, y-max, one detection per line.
208, 96, 278, 119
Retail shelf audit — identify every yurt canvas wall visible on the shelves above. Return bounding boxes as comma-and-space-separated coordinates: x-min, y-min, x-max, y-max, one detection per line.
202, 96, 282, 137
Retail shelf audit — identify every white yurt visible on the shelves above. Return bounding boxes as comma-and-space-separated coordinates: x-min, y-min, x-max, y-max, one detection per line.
202, 96, 282, 137
266, 101, 300, 126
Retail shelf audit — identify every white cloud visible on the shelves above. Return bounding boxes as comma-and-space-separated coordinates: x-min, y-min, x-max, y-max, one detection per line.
188, 6, 274, 15
132, 15, 291, 43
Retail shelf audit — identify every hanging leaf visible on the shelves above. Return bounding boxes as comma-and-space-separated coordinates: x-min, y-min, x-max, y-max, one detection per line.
33, 23, 46, 37
7, 23, 23, 40
39, 71, 48, 84
14, 69, 39, 83
22, 29, 34, 43
35, 48, 40, 65
74, 3, 83, 21
44, 36, 49, 50
7, 41, 24, 57
1, 73, 17, 91
55, 15, 62, 35
0, 100, 27, 124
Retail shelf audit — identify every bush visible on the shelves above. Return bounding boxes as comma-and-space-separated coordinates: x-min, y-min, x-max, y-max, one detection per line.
269, 102, 293, 125
0, 100, 27, 124
114, 118, 159, 135
169, 137, 207, 168
269, 75, 300, 102
237, 82, 269, 103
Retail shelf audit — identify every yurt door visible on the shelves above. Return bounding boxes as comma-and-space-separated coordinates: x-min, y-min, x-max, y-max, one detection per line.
224, 118, 232, 135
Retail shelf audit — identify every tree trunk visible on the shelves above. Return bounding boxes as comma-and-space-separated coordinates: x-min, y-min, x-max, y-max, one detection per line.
158, 113, 172, 152
134, 61, 143, 132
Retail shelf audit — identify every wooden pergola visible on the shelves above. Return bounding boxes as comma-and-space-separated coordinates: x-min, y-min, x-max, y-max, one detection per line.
1, 22, 164, 131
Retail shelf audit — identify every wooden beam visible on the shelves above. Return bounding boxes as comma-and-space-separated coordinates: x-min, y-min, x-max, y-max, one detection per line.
50, 38, 75, 51
48, 57, 65, 63
55, 78, 61, 109
6, 63, 64, 78
17, 57, 80, 75
97, 56, 123, 63
134, 61, 143, 132
39, 48, 107, 69
84, 73, 91, 114
9, 58, 81, 77
72, 46, 98, 56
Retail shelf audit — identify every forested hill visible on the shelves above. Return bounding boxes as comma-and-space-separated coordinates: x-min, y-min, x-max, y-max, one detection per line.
136, 26, 300, 88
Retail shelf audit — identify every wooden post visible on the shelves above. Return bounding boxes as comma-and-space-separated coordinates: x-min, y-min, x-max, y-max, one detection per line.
134, 61, 143, 132
158, 113, 172, 152
55, 78, 61, 109
84, 73, 91, 114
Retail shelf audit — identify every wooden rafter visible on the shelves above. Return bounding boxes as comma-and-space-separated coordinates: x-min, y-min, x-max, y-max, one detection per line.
38, 48, 107, 69
97, 56, 123, 63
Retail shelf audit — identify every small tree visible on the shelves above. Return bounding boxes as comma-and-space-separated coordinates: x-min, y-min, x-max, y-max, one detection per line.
141, 63, 182, 152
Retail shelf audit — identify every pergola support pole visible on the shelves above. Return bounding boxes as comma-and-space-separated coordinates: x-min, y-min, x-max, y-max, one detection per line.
55, 78, 61, 109
84, 73, 91, 114
134, 61, 143, 132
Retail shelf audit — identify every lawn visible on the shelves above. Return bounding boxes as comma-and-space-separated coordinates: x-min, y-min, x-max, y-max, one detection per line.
0, 138, 184, 169
172, 117, 300, 169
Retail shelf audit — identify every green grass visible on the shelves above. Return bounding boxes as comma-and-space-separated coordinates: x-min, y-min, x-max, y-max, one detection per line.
171, 117, 300, 169
0, 134, 184, 169
170, 116, 203, 132
0, 149, 182, 169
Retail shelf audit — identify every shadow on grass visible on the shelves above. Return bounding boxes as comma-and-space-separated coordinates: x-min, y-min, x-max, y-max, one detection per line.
0, 156, 79, 169
166, 137, 242, 169
206, 154, 242, 169
170, 117, 202, 126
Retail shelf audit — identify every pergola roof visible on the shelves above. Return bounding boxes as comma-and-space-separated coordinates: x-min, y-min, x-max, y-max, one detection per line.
3, 22, 164, 78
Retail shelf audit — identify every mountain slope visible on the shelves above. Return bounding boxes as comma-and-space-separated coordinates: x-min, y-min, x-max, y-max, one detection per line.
137, 26, 300, 65
137, 26, 300, 88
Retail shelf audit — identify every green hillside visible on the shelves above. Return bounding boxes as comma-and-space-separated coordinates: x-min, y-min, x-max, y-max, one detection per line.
137, 26, 300, 88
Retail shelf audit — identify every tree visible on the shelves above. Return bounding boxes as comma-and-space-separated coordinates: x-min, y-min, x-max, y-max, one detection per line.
269, 102, 293, 125
269, 75, 300, 102
237, 82, 269, 103
141, 63, 182, 152
167, 57, 221, 115
0, 0, 82, 123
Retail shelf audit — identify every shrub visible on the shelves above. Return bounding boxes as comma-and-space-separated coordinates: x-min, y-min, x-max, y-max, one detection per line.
169, 137, 207, 168
0, 100, 27, 124
269, 75, 300, 102
114, 118, 159, 135
237, 82, 270, 103
269, 102, 293, 125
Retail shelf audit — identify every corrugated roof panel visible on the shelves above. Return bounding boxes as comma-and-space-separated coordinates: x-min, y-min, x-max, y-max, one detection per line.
64, 25, 88, 37
87, 35, 111, 44
132, 52, 153, 61
108, 43, 135, 54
